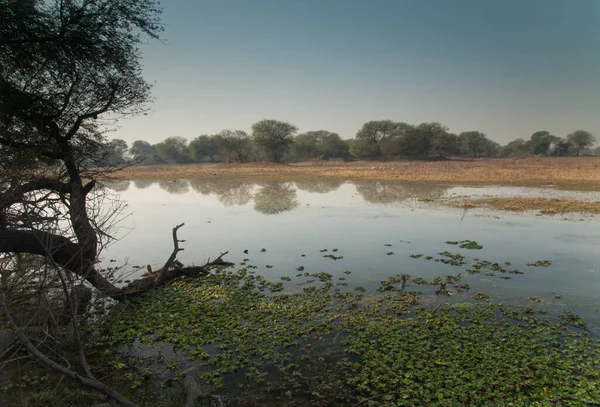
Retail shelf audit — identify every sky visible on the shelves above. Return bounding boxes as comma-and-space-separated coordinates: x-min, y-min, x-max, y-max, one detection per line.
113, 0, 600, 145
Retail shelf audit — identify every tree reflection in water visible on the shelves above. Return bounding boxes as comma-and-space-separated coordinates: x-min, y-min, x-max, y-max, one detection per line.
132, 179, 155, 189
355, 181, 449, 204
158, 179, 190, 194
188, 178, 253, 206
137, 178, 450, 214
100, 179, 130, 192
216, 182, 253, 206
294, 179, 344, 194
254, 182, 299, 215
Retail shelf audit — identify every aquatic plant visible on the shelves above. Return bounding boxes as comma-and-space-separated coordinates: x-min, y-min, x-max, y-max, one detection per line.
88, 249, 599, 406
445, 240, 483, 250
527, 260, 552, 267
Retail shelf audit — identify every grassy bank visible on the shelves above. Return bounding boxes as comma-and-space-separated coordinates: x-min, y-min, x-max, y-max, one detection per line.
114, 157, 600, 190
460, 197, 600, 215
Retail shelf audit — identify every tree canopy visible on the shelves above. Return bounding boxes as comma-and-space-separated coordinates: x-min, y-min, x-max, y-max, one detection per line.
215, 129, 252, 163
290, 130, 349, 160
0, 0, 166, 301
251, 120, 297, 162
189, 134, 220, 162
155, 136, 191, 164
356, 120, 404, 156
130, 140, 156, 159
566, 130, 595, 156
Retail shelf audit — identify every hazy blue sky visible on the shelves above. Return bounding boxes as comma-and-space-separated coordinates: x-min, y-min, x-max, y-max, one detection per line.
115, 0, 600, 145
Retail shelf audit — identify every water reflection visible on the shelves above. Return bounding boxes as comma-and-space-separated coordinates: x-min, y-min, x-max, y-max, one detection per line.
188, 178, 253, 206
294, 179, 344, 194
254, 182, 299, 214
132, 179, 155, 189
114, 178, 455, 215
355, 181, 448, 204
104, 178, 600, 332
100, 179, 130, 192
218, 182, 253, 206
158, 179, 189, 195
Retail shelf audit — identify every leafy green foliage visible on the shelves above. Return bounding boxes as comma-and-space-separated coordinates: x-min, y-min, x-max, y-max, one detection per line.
91, 251, 600, 406
214, 129, 253, 163
527, 260, 552, 267
445, 240, 483, 250
457, 131, 499, 158
289, 131, 349, 160
129, 140, 157, 161
188, 135, 220, 162
251, 120, 298, 162
154, 137, 191, 164
566, 130, 595, 156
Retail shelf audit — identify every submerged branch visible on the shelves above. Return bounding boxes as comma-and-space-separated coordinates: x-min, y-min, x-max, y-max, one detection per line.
120, 224, 233, 299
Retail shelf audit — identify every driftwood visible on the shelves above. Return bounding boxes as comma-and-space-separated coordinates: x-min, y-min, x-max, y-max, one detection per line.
119, 223, 234, 299
0, 222, 231, 406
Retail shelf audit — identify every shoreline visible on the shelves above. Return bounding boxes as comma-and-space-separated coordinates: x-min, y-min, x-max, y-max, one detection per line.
111, 157, 600, 191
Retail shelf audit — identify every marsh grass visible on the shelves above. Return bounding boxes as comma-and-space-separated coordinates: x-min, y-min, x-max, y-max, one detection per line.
114, 157, 600, 190
466, 197, 600, 214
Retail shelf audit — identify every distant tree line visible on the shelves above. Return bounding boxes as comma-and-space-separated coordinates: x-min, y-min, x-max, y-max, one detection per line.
100, 119, 597, 166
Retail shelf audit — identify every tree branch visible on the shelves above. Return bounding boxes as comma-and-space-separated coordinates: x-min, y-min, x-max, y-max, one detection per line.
64, 81, 121, 141
0, 137, 64, 160
160, 223, 185, 272
0, 229, 123, 300
0, 292, 137, 407
1, 178, 71, 209
120, 225, 233, 298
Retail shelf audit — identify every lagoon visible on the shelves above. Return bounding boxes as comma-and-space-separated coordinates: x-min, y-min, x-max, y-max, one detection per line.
103, 178, 600, 330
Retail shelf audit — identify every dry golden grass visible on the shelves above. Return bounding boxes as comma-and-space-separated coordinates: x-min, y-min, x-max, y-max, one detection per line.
114, 157, 600, 190
462, 197, 600, 215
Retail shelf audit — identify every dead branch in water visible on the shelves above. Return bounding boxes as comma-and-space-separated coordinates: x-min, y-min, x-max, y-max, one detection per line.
120, 224, 233, 298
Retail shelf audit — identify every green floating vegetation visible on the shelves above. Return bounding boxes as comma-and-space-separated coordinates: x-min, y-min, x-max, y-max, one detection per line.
472, 293, 490, 300
527, 260, 552, 267
322, 254, 343, 260
386, 252, 394, 256
296, 266, 304, 271
90, 250, 599, 407
409, 254, 424, 259
437, 251, 467, 266
559, 310, 589, 329
260, 248, 266, 252
445, 240, 484, 250
467, 259, 520, 275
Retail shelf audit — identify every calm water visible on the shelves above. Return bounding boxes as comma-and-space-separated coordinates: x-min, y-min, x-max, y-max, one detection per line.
102, 178, 600, 330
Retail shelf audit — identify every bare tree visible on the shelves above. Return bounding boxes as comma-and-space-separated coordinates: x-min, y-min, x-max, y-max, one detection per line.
0, 2, 230, 404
